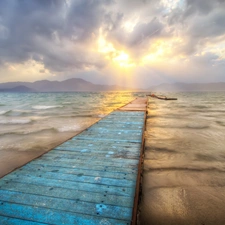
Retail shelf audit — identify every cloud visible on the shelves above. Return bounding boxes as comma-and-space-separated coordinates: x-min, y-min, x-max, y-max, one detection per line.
0, 0, 225, 85
0, 0, 109, 72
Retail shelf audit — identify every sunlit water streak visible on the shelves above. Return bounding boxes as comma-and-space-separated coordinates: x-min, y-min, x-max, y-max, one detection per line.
141, 91, 225, 225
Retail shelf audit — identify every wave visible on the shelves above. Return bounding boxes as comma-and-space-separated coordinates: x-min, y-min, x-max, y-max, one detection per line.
186, 124, 209, 129
146, 166, 225, 173
216, 121, 225, 127
32, 105, 63, 110
0, 118, 32, 124
96, 114, 106, 118
0, 110, 11, 115
151, 124, 209, 129
57, 125, 81, 132
192, 105, 210, 109
0, 127, 58, 136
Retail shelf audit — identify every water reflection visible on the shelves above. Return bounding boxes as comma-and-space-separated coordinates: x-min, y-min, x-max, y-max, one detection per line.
140, 92, 225, 225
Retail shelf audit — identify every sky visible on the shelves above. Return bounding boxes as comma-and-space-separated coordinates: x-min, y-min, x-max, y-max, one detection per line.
0, 0, 225, 88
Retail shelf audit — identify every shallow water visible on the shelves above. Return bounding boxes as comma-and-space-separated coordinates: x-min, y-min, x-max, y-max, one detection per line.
140, 92, 225, 225
0, 92, 142, 177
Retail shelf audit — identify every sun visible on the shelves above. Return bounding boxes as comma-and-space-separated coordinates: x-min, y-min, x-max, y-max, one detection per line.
97, 29, 135, 68
112, 52, 135, 68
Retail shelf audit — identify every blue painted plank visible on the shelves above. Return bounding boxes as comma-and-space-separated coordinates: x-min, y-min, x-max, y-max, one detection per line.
41, 153, 139, 164
9, 170, 136, 188
29, 157, 139, 169
27, 160, 138, 174
0, 190, 132, 220
47, 149, 140, 159
0, 201, 130, 225
72, 136, 142, 143
55, 139, 141, 148
95, 120, 144, 124
0, 176, 135, 197
0, 182, 134, 208
55, 143, 141, 153
20, 164, 137, 181
84, 129, 142, 134
0, 216, 48, 225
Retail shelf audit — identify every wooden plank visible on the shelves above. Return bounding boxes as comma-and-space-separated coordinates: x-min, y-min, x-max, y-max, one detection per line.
20, 164, 137, 181
0, 182, 133, 208
0, 190, 132, 220
55, 139, 141, 149
0, 216, 48, 225
118, 107, 146, 111
47, 149, 140, 159
28, 157, 139, 169
7, 170, 136, 188
41, 153, 139, 164
27, 160, 138, 174
0, 201, 130, 225
72, 136, 142, 143
0, 176, 135, 197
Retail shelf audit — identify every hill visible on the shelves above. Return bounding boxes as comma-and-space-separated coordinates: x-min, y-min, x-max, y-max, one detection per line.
148, 82, 225, 92
0, 78, 130, 92
0, 85, 36, 92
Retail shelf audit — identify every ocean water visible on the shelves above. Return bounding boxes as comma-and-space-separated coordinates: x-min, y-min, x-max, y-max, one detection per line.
1, 91, 225, 224
0, 92, 142, 177
141, 91, 225, 225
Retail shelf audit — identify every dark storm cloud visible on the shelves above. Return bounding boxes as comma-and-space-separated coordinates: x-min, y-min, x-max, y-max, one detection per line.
104, 0, 168, 54
189, 10, 225, 39
65, 0, 112, 41
184, 0, 225, 18
125, 18, 165, 47
0, 0, 66, 64
0, 0, 110, 71
166, 0, 225, 58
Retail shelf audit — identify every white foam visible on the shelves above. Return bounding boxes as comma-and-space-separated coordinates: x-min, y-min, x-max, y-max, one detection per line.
0, 111, 8, 115
97, 114, 106, 118
32, 105, 62, 110
57, 125, 80, 132
0, 118, 32, 124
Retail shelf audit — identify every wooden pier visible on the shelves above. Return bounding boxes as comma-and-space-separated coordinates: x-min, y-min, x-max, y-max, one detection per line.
0, 98, 147, 225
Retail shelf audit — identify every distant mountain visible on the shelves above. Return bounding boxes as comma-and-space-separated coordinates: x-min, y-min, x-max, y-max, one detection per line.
0, 78, 131, 92
148, 82, 225, 92
0, 85, 36, 92
0, 79, 224, 92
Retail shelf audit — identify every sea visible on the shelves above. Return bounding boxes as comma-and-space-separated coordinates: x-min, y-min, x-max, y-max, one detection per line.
0, 91, 225, 224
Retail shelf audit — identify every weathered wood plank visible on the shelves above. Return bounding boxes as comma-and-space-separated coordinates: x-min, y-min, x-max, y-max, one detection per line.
0, 182, 133, 207
20, 164, 137, 181
27, 160, 138, 174
7, 170, 136, 188
55, 141, 141, 151
29, 157, 139, 169
0, 216, 48, 225
72, 136, 142, 143
41, 153, 139, 164
47, 149, 140, 159
0, 176, 135, 197
0, 201, 130, 225
0, 190, 132, 220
